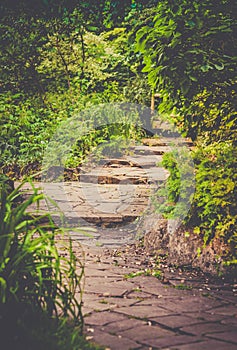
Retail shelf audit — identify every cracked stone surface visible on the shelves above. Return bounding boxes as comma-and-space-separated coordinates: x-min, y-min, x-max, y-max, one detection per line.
16, 137, 237, 349
80, 245, 237, 350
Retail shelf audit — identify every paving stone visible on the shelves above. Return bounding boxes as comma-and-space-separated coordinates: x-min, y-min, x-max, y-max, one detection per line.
186, 311, 231, 323
84, 276, 121, 285
84, 262, 111, 269
212, 291, 237, 304
84, 268, 122, 279
126, 290, 156, 300
95, 296, 140, 308
86, 329, 139, 350
221, 317, 237, 326
150, 315, 202, 329
128, 276, 171, 296
82, 306, 95, 316
181, 322, 232, 336
168, 339, 237, 350
84, 283, 132, 297
82, 299, 115, 312
102, 318, 147, 334
118, 324, 174, 342
140, 335, 200, 348
134, 145, 171, 155
85, 279, 135, 294
206, 305, 237, 317
136, 298, 183, 309
152, 296, 225, 314
82, 293, 104, 303
85, 311, 126, 326
127, 154, 162, 167
205, 331, 237, 344
116, 305, 174, 318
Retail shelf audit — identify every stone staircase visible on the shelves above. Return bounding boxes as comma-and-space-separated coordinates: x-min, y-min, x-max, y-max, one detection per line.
20, 136, 192, 247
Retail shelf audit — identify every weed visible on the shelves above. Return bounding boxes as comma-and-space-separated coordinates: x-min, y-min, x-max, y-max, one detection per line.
0, 177, 101, 349
174, 283, 192, 290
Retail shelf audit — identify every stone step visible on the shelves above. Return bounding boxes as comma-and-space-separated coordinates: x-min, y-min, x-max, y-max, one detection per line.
79, 165, 167, 185
126, 154, 162, 168
133, 145, 170, 155
19, 181, 158, 228
16, 139, 175, 243
141, 137, 193, 147
52, 212, 140, 227
96, 155, 163, 169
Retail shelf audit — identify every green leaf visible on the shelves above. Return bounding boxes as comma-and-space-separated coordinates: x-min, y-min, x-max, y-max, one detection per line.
214, 63, 224, 70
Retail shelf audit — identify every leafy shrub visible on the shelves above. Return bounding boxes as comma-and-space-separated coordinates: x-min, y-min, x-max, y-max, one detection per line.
154, 147, 195, 221
158, 142, 237, 263
0, 93, 59, 173
191, 142, 237, 253
183, 84, 237, 142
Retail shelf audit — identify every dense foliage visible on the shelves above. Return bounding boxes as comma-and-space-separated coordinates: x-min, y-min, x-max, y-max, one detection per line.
135, 0, 236, 132
135, 0, 237, 263
0, 2, 154, 176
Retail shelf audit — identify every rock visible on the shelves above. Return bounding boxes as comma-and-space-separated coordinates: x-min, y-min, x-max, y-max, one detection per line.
140, 215, 236, 276
140, 213, 169, 255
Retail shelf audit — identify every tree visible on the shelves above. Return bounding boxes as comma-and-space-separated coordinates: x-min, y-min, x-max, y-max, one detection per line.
0, 15, 47, 95
135, 0, 237, 139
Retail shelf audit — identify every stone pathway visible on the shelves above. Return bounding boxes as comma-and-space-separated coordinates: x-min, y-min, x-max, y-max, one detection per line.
19, 135, 237, 349
21, 138, 171, 247
80, 244, 237, 350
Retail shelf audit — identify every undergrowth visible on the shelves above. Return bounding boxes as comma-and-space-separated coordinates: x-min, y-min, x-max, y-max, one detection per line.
0, 175, 102, 349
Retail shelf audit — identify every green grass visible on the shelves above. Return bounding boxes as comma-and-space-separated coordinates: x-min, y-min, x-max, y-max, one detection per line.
124, 268, 163, 280
174, 283, 192, 290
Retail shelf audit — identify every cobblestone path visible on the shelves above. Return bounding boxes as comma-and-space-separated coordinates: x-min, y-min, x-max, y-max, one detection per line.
20, 136, 237, 349
21, 138, 171, 246
81, 245, 237, 350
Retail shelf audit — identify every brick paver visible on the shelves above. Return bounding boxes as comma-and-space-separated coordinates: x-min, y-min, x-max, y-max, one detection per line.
82, 246, 237, 350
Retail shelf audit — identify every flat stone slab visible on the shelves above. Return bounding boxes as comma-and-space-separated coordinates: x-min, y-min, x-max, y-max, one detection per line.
86, 329, 139, 350
19, 181, 155, 230
134, 145, 171, 155
101, 318, 147, 333
85, 311, 126, 326
16, 140, 172, 246
171, 339, 237, 350
118, 324, 174, 341
205, 331, 237, 343
142, 137, 193, 147
79, 165, 167, 184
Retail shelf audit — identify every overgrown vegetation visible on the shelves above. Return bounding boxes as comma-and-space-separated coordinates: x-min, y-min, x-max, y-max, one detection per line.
0, 175, 102, 349
0, 1, 153, 177
136, 0, 237, 264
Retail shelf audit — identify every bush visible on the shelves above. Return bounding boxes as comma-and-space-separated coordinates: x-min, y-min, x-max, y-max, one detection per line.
158, 142, 237, 264
153, 147, 195, 221
191, 142, 237, 255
